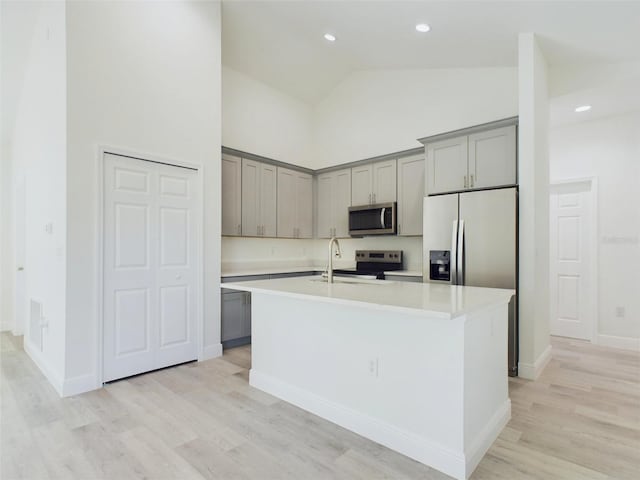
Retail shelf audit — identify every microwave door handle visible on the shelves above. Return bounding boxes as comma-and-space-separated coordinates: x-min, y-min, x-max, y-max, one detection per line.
380, 207, 386, 228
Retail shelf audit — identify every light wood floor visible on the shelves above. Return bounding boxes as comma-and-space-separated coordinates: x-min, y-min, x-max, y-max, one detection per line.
1, 333, 639, 479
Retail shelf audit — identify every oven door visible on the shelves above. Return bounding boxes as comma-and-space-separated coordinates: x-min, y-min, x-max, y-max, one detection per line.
348, 203, 396, 236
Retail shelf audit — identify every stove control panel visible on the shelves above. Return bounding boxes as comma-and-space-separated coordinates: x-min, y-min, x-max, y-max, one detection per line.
355, 250, 403, 264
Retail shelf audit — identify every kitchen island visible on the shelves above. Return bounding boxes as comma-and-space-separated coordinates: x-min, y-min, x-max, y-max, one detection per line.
222, 276, 514, 480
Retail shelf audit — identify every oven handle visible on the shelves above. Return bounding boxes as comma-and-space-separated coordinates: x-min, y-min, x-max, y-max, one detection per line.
380, 207, 386, 228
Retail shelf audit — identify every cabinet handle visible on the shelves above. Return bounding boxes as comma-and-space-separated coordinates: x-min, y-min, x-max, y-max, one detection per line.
398, 224, 401, 235
470, 174, 474, 188
368, 193, 371, 204
464, 175, 468, 188
237, 224, 241, 235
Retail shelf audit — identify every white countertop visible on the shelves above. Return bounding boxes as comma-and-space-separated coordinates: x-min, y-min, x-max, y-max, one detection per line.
223, 276, 514, 320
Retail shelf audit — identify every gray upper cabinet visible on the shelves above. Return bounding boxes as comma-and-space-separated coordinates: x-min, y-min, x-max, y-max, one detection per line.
351, 164, 372, 206
242, 159, 277, 236
351, 159, 397, 206
277, 167, 312, 238
468, 125, 516, 189
316, 168, 351, 238
426, 136, 468, 195
426, 125, 517, 195
373, 159, 397, 204
221, 154, 242, 236
397, 154, 425, 236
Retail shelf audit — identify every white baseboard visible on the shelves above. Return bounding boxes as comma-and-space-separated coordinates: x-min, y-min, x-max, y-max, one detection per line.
465, 399, 511, 477
24, 339, 64, 397
200, 342, 222, 361
251, 369, 472, 480
596, 334, 640, 352
62, 373, 99, 397
518, 344, 552, 380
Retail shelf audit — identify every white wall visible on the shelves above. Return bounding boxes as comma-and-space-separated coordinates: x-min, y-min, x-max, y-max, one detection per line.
313, 67, 518, 168
517, 33, 551, 379
65, 0, 222, 393
550, 111, 640, 343
7, 1, 67, 389
222, 65, 315, 168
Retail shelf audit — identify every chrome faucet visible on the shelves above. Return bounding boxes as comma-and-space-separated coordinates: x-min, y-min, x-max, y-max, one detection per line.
327, 237, 342, 283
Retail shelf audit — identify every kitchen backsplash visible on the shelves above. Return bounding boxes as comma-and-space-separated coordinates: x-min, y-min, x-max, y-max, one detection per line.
222, 235, 423, 272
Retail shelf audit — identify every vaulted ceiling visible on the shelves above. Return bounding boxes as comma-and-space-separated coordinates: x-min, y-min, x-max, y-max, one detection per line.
222, 0, 640, 105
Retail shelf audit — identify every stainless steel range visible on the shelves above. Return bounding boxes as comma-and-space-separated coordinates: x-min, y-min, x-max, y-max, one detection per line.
333, 250, 403, 280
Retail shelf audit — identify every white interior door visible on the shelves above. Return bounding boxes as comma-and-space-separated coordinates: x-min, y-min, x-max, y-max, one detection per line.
103, 153, 198, 382
550, 180, 595, 341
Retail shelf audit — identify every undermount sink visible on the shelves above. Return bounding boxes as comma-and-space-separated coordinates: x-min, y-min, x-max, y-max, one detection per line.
309, 277, 383, 286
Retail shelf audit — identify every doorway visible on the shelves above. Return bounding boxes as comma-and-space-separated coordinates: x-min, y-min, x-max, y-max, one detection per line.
101, 152, 201, 382
549, 179, 597, 341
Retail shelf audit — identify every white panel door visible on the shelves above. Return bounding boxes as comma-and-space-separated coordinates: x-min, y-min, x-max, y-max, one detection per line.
372, 159, 397, 204
468, 126, 516, 189
351, 164, 372, 206
155, 162, 198, 370
103, 153, 198, 382
397, 155, 425, 236
221, 154, 241, 236
277, 167, 296, 238
426, 136, 468, 195
550, 181, 594, 340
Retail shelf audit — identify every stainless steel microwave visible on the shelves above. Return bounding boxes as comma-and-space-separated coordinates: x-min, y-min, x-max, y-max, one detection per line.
348, 202, 396, 236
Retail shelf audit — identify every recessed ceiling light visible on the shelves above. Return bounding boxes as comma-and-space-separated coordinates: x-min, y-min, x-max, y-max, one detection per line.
415, 23, 431, 33
324, 33, 336, 42
575, 105, 592, 113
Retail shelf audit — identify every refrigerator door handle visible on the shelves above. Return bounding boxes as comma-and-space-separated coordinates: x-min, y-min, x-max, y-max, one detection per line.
450, 220, 458, 285
457, 219, 465, 285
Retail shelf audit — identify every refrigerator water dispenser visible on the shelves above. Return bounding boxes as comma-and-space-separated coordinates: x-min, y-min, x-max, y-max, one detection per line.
429, 250, 451, 281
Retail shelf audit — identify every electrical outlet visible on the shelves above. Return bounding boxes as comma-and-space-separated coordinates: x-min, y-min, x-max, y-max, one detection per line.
616, 306, 625, 318
368, 358, 379, 377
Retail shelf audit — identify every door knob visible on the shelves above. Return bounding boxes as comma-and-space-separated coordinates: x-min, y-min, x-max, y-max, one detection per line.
17, 266, 24, 271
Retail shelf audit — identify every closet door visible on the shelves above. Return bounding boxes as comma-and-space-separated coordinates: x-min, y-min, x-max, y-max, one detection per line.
103, 153, 198, 382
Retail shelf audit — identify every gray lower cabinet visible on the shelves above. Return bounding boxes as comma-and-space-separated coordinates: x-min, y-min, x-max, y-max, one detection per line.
221, 289, 251, 348
220, 271, 319, 349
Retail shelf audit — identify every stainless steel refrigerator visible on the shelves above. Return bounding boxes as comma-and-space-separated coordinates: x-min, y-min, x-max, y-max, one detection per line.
422, 187, 518, 376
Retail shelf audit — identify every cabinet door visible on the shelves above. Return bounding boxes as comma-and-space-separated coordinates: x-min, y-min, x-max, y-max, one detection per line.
468, 125, 516, 189
277, 167, 296, 238
221, 290, 245, 342
351, 164, 372, 206
316, 173, 334, 239
260, 163, 278, 237
372, 159, 397, 204
333, 169, 352, 237
426, 136, 468, 195
241, 159, 260, 236
221, 154, 242, 236
397, 155, 425, 236
296, 172, 313, 238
